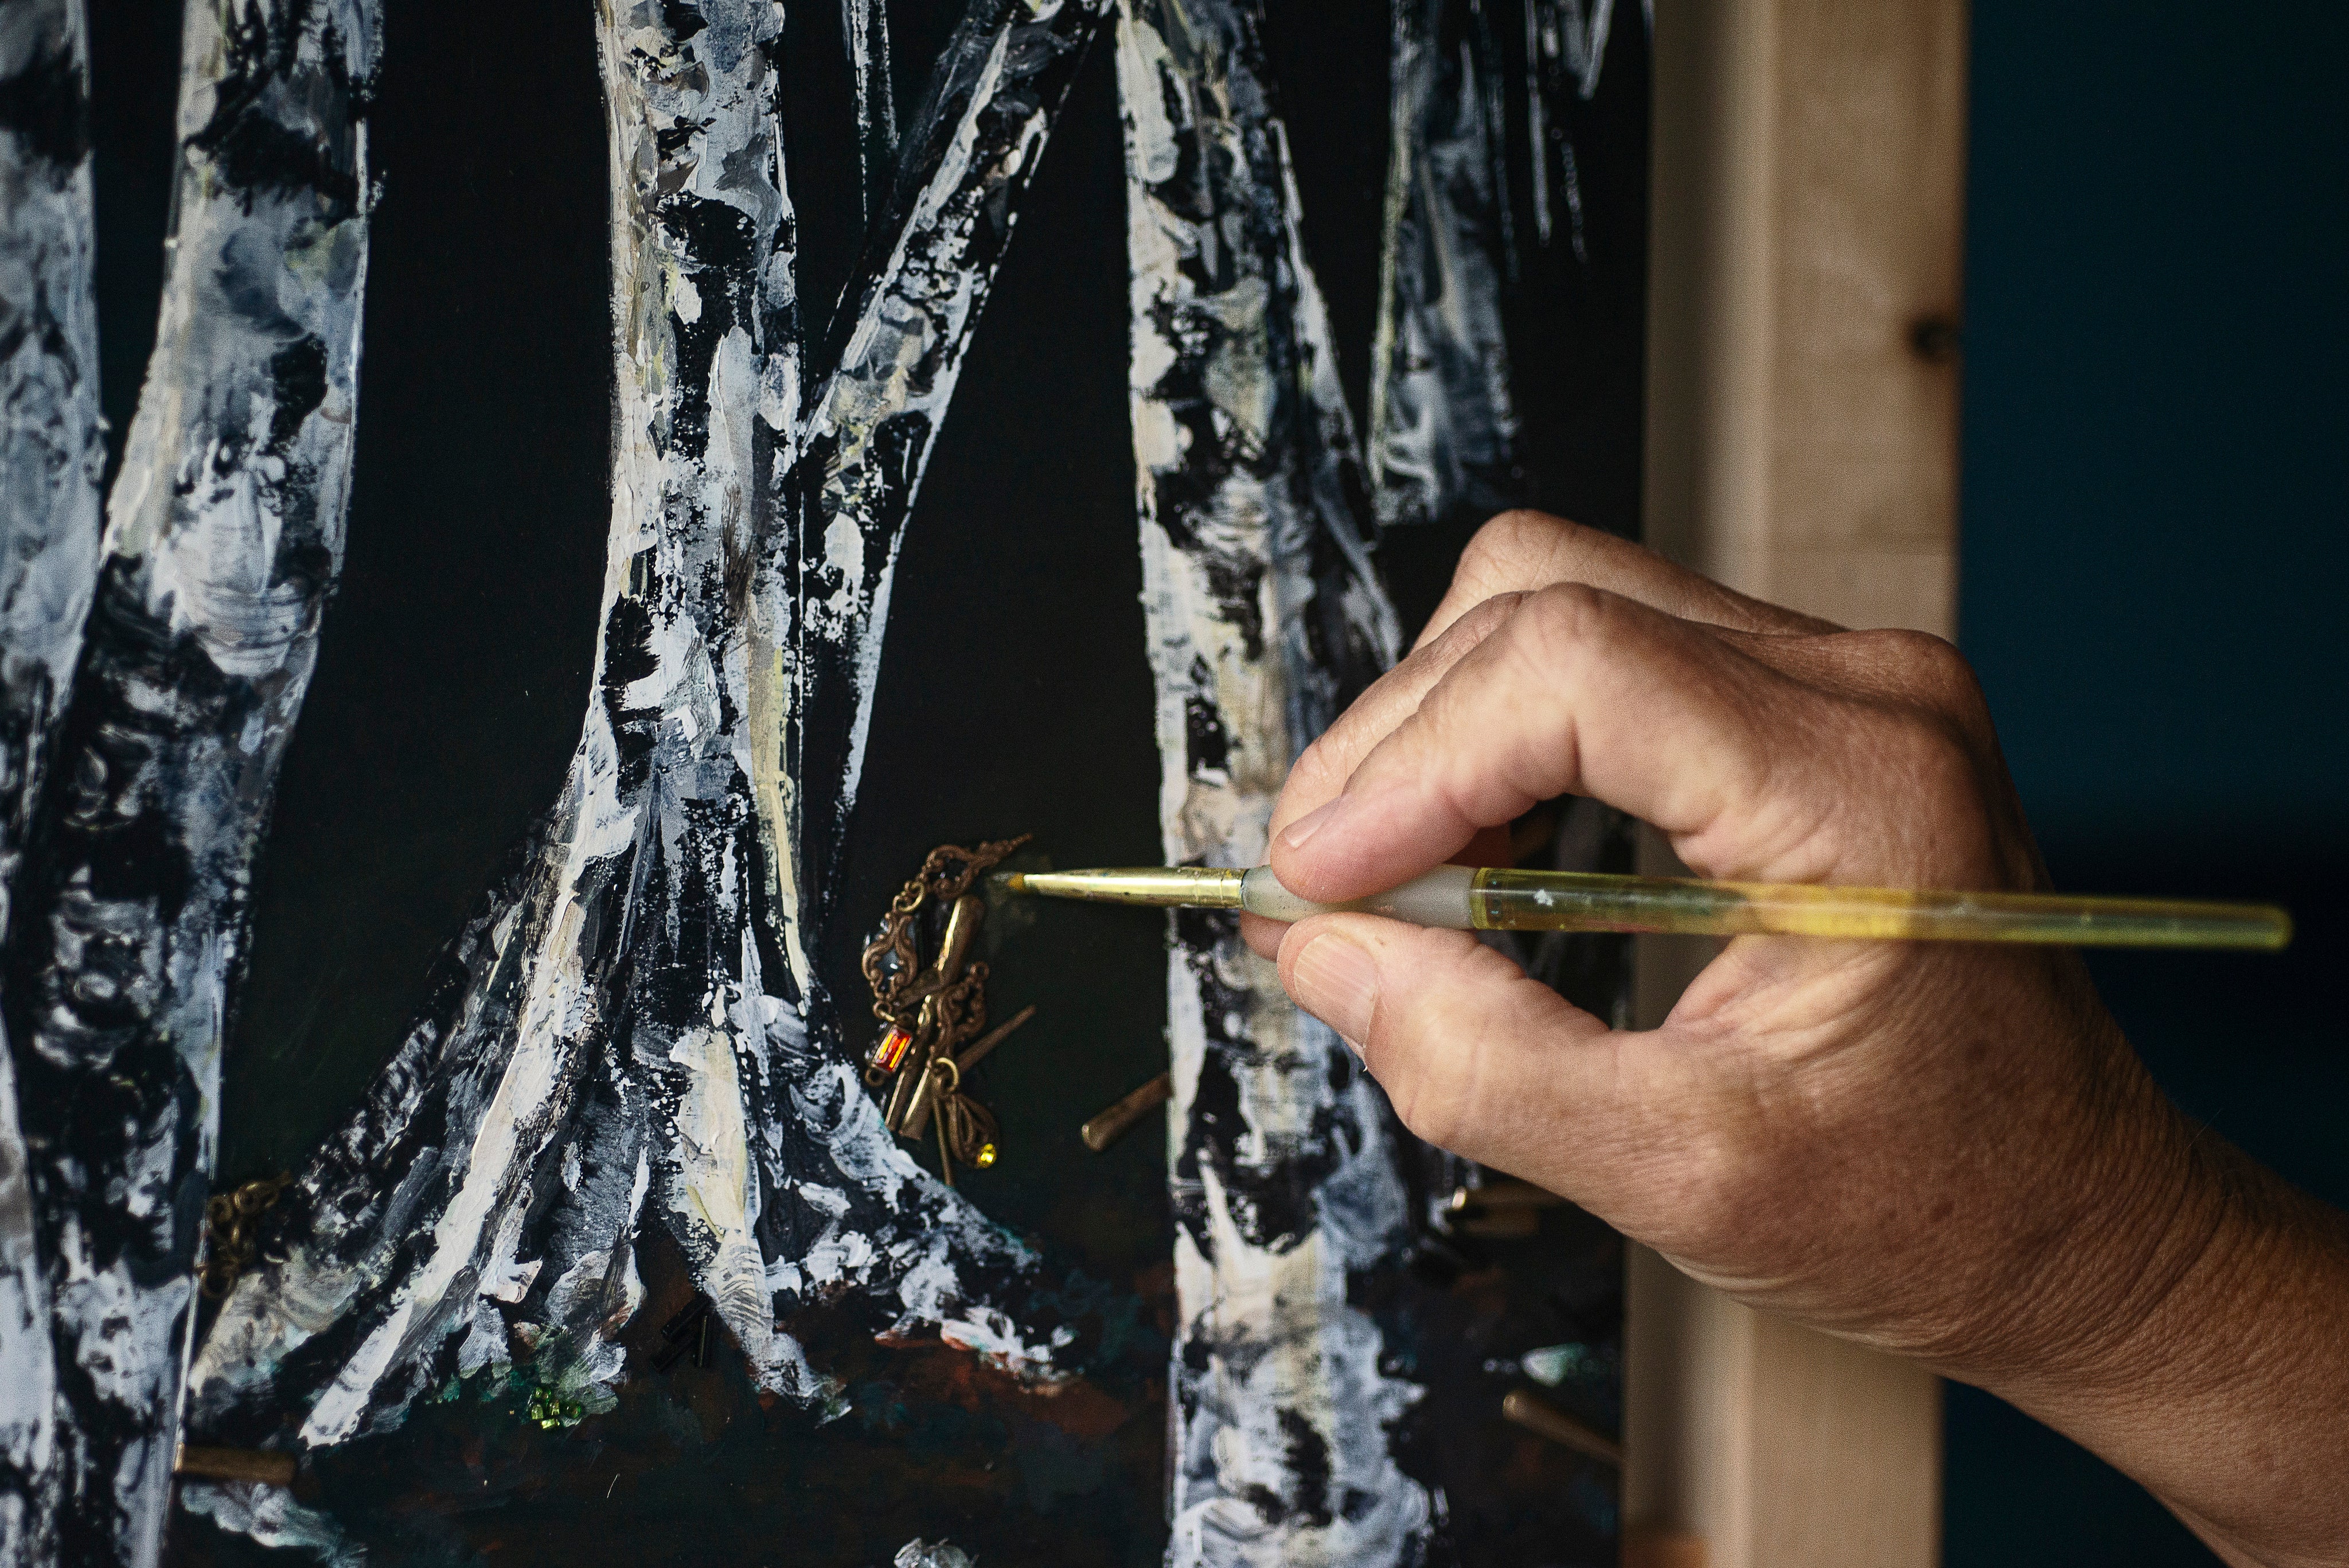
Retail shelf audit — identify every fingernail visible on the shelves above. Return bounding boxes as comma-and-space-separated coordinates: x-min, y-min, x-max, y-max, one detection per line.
1279, 796, 1347, 852
1289, 931, 1379, 1046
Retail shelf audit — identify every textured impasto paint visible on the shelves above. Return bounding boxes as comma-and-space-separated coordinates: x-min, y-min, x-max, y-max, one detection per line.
0, 0, 380, 1563
843, 0, 899, 218
0, 0, 101, 1551
1369, 0, 1520, 530
1112, 2, 1441, 1562
186, 0, 1121, 1538
1524, 0, 1614, 257
1369, 0, 1622, 531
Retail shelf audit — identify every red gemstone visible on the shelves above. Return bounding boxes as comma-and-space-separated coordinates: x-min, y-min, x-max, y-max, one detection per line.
871, 1025, 914, 1074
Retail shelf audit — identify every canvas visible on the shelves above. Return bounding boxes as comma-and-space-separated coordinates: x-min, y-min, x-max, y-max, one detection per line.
2, 0, 1649, 1562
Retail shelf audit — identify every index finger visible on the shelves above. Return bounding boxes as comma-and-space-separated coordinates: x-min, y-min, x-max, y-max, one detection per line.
1417, 510, 1838, 652
1273, 583, 1813, 902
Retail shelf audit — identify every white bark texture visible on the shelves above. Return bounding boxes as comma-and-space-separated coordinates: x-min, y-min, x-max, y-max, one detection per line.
0, 0, 380, 1563
0, 0, 102, 1553
1113, 2, 1441, 1562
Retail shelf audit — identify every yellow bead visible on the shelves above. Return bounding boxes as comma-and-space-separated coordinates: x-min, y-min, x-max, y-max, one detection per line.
975, 1143, 997, 1168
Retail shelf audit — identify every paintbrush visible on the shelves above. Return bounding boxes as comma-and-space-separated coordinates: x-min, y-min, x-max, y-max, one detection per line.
998, 864, 2291, 951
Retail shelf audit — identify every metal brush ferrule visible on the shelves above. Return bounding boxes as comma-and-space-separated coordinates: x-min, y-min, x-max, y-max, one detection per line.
1009, 867, 1246, 908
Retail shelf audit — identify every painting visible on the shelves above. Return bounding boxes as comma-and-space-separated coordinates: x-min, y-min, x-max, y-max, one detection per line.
0, 0, 1649, 1562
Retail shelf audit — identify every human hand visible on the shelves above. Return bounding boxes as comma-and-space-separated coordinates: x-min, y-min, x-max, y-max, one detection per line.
1250, 510, 2349, 1567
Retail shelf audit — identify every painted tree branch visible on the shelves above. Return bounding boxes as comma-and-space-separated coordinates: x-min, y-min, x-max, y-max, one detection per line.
0, 0, 380, 1563
1524, 0, 1614, 259
783, 0, 1113, 949
0, 0, 103, 1552
1111, 2, 1437, 1561
1368, 0, 1520, 530
188, 0, 1119, 1509
842, 0, 899, 220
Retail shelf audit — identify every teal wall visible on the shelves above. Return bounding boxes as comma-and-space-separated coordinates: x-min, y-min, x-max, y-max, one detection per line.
1949, 3, 2347, 1561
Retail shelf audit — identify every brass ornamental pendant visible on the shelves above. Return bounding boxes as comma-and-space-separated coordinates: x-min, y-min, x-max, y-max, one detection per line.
860, 838, 1035, 1183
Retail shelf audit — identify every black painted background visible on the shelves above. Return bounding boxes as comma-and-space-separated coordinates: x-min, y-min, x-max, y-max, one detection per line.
88, 2, 1648, 1562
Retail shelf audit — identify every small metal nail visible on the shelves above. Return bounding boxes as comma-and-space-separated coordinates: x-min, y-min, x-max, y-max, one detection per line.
1500, 1390, 1622, 1467
955, 1003, 1037, 1075
174, 1445, 297, 1488
1080, 1071, 1173, 1153
1446, 1179, 1565, 1213
661, 1296, 709, 1341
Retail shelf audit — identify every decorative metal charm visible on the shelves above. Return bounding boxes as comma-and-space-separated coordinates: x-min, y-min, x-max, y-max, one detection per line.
861, 839, 1032, 1179
197, 1174, 291, 1300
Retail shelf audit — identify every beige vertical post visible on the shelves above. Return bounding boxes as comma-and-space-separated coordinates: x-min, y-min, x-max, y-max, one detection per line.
1625, 0, 1968, 1564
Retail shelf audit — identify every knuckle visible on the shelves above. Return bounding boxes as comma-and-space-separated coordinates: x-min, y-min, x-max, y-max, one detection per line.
1458, 510, 1582, 589
1865, 709, 2004, 880
1462, 509, 1556, 567
1855, 628, 1988, 713
1515, 580, 1613, 664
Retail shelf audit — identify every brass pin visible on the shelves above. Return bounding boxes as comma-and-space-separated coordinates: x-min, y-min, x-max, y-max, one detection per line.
899, 1044, 945, 1142
1500, 1389, 1622, 1467
1446, 1179, 1562, 1239
1081, 1072, 1173, 1153
955, 1003, 1037, 1075
1446, 1179, 1565, 1213
174, 1444, 298, 1488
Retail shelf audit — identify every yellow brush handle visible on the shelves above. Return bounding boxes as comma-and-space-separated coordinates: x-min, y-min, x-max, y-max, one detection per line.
1469, 868, 2293, 950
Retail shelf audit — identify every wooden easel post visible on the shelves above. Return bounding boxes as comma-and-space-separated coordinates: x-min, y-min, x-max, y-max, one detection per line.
1626, 0, 1968, 1562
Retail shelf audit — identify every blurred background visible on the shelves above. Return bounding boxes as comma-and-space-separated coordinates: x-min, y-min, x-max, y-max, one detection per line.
1952, 1, 2347, 1560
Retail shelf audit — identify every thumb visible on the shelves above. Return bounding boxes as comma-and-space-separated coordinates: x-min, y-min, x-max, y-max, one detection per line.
1275, 912, 1620, 1176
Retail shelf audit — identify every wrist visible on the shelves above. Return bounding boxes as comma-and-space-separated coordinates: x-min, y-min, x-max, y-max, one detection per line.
1969, 1054, 2349, 1565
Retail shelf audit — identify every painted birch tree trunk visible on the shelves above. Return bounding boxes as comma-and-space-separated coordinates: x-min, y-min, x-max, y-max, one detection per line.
187, 0, 1122, 1510
1368, 0, 1630, 532
1112, 3, 1440, 1562
0, 0, 380, 1563
189, 0, 817, 1453
0, 0, 102, 1551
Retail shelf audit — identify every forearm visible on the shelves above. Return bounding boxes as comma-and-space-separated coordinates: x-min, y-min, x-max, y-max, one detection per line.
1982, 1091, 2349, 1566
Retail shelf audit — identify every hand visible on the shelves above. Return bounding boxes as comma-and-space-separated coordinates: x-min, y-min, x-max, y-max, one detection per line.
1251, 510, 2349, 1568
